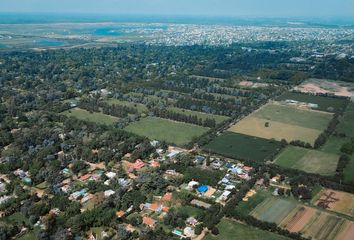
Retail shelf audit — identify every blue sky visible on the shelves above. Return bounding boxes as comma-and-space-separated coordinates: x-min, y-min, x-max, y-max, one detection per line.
0, 0, 353, 17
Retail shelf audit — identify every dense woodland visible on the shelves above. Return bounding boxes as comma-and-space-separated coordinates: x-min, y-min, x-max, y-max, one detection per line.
0, 43, 353, 239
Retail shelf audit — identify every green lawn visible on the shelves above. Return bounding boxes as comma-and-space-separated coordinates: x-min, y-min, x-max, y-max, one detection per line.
274, 146, 339, 176
105, 99, 148, 113
253, 103, 333, 131
320, 136, 350, 155
234, 191, 268, 217
6, 212, 30, 225
168, 107, 229, 125
124, 117, 209, 146
337, 103, 354, 137
176, 205, 204, 219
62, 107, 119, 125
203, 131, 283, 162
344, 157, 354, 185
277, 92, 348, 113
204, 218, 290, 240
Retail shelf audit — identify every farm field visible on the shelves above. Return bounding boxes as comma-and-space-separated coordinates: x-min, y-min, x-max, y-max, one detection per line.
320, 136, 350, 155
313, 189, 354, 217
277, 91, 348, 113
204, 218, 290, 240
105, 98, 148, 113
274, 146, 339, 176
203, 131, 283, 162
168, 107, 229, 124
249, 196, 354, 240
280, 206, 352, 240
228, 103, 333, 145
62, 107, 119, 125
337, 103, 354, 137
124, 116, 209, 146
250, 198, 298, 225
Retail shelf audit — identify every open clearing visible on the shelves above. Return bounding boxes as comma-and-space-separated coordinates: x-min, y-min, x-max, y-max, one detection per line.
229, 102, 332, 145
274, 146, 339, 176
203, 131, 283, 162
320, 136, 350, 155
277, 91, 348, 113
337, 103, 354, 137
204, 218, 290, 240
294, 79, 354, 101
124, 116, 209, 146
313, 189, 354, 217
251, 198, 298, 224
105, 98, 148, 113
62, 107, 119, 125
168, 107, 229, 125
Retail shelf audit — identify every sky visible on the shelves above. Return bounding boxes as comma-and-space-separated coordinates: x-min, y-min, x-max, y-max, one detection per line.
0, 0, 353, 18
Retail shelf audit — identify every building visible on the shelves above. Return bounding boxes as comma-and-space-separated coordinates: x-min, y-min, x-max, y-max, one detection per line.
143, 216, 156, 228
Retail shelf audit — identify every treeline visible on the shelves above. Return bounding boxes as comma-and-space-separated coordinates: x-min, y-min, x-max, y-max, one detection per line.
152, 108, 217, 128
78, 98, 138, 118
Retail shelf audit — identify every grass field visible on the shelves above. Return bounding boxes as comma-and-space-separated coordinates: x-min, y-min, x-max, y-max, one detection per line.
344, 158, 354, 184
105, 98, 148, 113
62, 107, 119, 125
277, 92, 348, 113
274, 146, 339, 176
229, 103, 332, 145
337, 103, 354, 137
176, 205, 204, 219
234, 191, 268, 217
204, 218, 290, 240
320, 136, 350, 155
203, 131, 283, 162
6, 212, 30, 225
124, 117, 209, 146
168, 107, 229, 125
251, 198, 298, 225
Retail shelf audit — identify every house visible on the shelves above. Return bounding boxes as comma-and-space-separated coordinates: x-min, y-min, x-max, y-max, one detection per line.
186, 217, 198, 226
105, 172, 116, 179
184, 227, 196, 238
0, 196, 10, 205
188, 181, 199, 189
79, 174, 92, 182
150, 140, 160, 147
143, 216, 156, 228
0, 182, 6, 193
211, 160, 224, 169
150, 160, 160, 168
104, 190, 115, 198
116, 211, 125, 218
128, 159, 145, 172
194, 155, 205, 164
217, 190, 231, 202
162, 192, 172, 203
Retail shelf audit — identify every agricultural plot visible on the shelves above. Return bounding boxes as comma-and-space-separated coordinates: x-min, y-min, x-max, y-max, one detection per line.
105, 98, 148, 113
313, 189, 354, 217
344, 158, 354, 185
280, 206, 352, 240
320, 136, 350, 155
274, 146, 339, 176
204, 218, 290, 240
337, 103, 354, 137
250, 198, 298, 225
277, 91, 348, 113
62, 107, 119, 125
229, 103, 332, 145
168, 107, 229, 125
234, 191, 269, 217
203, 131, 283, 162
124, 117, 209, 146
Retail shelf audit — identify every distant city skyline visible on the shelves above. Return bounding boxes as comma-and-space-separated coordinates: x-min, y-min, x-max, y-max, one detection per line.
0, 0, 353, 18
